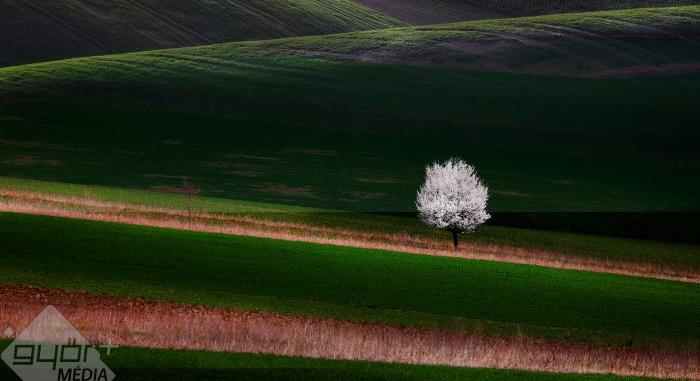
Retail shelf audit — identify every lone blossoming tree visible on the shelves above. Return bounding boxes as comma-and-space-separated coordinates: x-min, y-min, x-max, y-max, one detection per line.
416, 158, 490, 248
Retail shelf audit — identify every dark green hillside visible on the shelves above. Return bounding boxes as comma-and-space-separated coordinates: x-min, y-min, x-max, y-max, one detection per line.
466, 0, 700, 16
226, 6, 700, 76
352, 0, 502, 24
0, 7, 698, 212
353, 0, 699, 24
0, 0, 403, 67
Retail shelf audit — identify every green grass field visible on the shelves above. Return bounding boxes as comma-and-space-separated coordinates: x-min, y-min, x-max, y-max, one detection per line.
1, 26, 698, 213
1, 212, 698, 348
226, 6, 700, 75
2, 2, 698, 380
0, 0, 403, 67
5, 0, 694, 68
352, 0, 502, 24
3, 177, 700, 272
0, 341, 662, 381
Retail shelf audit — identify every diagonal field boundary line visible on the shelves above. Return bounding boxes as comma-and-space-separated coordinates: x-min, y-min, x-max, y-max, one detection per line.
0, 189, 698, 284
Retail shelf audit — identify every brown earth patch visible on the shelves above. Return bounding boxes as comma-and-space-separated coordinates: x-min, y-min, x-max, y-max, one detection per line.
0, 284, 697, 379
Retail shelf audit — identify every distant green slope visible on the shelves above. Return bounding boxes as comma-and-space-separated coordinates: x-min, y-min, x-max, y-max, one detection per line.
351, 0, 503, 24
222, 6, 700, 76
0, 0, 403, 67
2, 64, 698, 212
352, 0, 700, 24
0, 7, 698, 212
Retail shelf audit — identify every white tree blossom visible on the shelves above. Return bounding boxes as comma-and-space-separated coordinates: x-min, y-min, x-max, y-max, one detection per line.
416, 158, 490, 248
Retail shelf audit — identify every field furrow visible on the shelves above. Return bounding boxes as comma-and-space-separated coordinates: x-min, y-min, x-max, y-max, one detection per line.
2, 284, 697, 379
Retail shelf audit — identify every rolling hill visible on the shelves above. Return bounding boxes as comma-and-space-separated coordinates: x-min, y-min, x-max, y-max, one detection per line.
4, 0, 697, 68
0, 0, 403, 67
3, 2, 699, 380
352, 0, 700, 24
351, 0, 502, 24
219, 6, 700, 76
0, 7, 698, 212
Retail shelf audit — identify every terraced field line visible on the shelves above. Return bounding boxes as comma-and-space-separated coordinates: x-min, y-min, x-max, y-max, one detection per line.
1, 189, 697, 284
1, 284, 697, 379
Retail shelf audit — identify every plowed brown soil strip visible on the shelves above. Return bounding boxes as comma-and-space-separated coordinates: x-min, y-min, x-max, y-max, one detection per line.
0, 284, 697, 379
1, 189, 697, 284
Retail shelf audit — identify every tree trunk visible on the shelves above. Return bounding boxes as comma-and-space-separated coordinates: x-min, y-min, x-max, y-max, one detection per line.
452, 230, 459, 249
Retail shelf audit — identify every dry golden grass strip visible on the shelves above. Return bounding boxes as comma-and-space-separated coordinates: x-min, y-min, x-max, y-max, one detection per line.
0, 284, 697, 379
0, 189, 698, 284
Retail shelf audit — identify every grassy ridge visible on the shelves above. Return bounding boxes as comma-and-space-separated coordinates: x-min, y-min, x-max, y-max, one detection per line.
1, 212, 698, 346
353, 0, 700, 24
213, 5, 700, 76
465, 0, 700, 16
461, 0, 700, 16
0, 342, 660, 381
3, 177, 700, 272
352, 0, 502, 24
0, 0, 403, 67
1, 8, 698, 213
